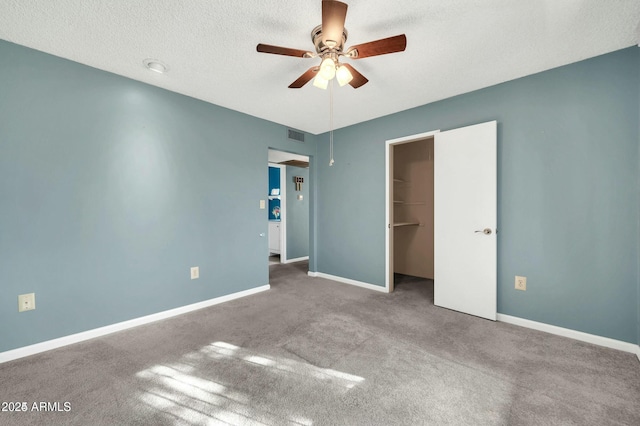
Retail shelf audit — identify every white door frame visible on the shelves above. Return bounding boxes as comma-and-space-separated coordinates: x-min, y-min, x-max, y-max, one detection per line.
385, 130, 440, 292
269, 163, 287, 262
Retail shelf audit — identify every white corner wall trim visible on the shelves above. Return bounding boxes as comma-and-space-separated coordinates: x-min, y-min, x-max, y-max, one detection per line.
283, 256, 309, 264
497, 314, 638, 354
0, 284, 270, 364
309, 272, 388, 293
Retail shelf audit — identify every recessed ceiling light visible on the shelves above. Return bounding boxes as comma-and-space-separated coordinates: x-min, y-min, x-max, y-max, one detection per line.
143, 58, 168, 74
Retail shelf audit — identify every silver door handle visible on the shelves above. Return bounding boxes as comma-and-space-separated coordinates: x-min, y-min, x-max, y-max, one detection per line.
475, 228, 492, 235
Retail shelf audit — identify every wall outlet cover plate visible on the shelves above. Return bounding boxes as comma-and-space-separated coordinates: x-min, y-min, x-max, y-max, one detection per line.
18, 293, 36, 312
515, 276, 527, 291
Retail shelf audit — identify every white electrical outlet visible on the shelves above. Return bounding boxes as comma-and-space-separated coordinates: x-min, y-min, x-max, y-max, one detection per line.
259, 200, 266, 209
515, 276, 527, 291
190, 266, 199, 280
18, 293, 36, 312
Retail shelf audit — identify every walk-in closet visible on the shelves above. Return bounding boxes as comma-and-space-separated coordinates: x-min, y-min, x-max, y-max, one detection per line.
391, 137, 434, 283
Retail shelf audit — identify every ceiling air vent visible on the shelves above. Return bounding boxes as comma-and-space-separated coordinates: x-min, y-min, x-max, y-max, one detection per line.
287, 129, 305, 142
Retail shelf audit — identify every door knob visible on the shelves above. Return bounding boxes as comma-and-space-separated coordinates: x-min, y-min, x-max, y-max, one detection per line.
475, 228, 492, 235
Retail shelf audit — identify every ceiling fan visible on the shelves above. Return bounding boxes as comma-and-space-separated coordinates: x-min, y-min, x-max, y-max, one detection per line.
256, 0, 407, 89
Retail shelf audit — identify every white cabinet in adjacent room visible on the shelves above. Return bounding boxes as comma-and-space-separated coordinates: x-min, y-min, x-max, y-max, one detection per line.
268, 221, 280, 255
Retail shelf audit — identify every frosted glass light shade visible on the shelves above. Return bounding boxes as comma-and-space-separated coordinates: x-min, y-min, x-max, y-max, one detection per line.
319, 57, 336, 80
336, 65, 353, 86
313, 74, 329, 89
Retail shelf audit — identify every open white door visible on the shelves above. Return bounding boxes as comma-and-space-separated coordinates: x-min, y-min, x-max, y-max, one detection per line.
434, 121, 497, 320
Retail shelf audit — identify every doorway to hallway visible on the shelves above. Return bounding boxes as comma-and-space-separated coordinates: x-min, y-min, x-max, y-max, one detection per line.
267, 149, 310, 269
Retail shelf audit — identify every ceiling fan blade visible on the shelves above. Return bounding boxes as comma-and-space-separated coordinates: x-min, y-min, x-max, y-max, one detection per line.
257, 44, 313, 58
346, 34, 407, 59
322, 0, 348, 47
289, 67, 319, 88
341, 63, 368, 88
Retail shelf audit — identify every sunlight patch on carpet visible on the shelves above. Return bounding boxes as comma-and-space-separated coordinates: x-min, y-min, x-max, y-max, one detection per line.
135, 341, 363, 425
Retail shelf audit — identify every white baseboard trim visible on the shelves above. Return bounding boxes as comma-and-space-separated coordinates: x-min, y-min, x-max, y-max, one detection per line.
283, 256, 309, 264
636, 346, 640, 363
497, 314, 638, 354
0, 284, 270, 364
309, 271, 388, 293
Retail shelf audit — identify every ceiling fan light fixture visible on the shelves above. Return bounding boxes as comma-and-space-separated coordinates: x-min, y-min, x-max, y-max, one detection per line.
313, 74, 329, 89
319, 57, 336, 80
336, 64, 353, 86
256, 1, 407, 90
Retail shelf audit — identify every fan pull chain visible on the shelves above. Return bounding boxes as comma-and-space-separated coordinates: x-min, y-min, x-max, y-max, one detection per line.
329, 79, 335, 166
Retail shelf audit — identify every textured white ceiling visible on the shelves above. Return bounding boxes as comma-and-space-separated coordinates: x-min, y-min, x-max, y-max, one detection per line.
1, 1, 638, 135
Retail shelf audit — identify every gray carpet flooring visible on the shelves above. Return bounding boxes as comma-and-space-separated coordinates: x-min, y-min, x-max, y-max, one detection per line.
1, 261, 639, 425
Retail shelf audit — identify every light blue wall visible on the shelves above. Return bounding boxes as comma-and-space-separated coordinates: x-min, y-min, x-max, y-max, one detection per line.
0, 40, 317, 352
1, 38, 638, 351
286, 165, 310, 259
316, 47, 640, 344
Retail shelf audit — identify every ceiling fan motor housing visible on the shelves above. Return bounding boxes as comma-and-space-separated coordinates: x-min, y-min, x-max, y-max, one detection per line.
311, 24, 348, 55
